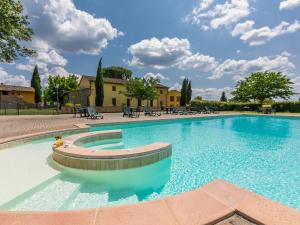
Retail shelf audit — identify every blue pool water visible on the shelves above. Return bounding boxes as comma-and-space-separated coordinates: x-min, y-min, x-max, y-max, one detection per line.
1, 115, 300, 211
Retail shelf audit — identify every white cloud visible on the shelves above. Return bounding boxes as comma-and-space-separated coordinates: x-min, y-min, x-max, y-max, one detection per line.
0, 67, 29, 86
185, 0, 250, 30
128, 37, 218, 72
144, 73, 169, 80
210, 52, 295, 80
169, 82, 181, 91
279, 0, 300, 10
179, 53, 218, 71
22, 0, 122, 55
232, 20, 300, 45
128, 37, 191, 69
192, 87, 232, 100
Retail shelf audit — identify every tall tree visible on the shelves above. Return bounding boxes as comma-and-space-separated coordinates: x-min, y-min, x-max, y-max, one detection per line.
220, 91, 227, 102
0, 0, 36, 62
232, 71, 294, 104
44, 74, 78, 104
122, 77, 159, 106
103, 66, 132, 80
180, 78, 188, 106
30, 65, 42, 104
187, 80, 192, 104
95, 58, 104, 106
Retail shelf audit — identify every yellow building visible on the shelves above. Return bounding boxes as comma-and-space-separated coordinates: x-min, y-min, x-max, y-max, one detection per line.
77, 76, 169, 110
0, 84, 35, 105
167, 90, 181, 108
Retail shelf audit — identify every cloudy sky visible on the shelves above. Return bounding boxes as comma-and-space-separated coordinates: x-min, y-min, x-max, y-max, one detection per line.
1, 0, 300, 100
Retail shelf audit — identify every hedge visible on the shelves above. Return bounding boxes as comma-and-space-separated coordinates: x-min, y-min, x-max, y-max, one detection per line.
272, 101, 300, 112
190, 101, 261, 111
190, 100, 300, 112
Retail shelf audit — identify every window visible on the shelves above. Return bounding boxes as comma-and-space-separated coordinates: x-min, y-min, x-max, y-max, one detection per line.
126, 99, 130, 107
2, 91, 8, 95
112, 98, 117, 106
170, 96, 174, 102
150, 100, 153, 107
112, 86, 116, 91
177, 96, 180, 102
160, 90, 163, 94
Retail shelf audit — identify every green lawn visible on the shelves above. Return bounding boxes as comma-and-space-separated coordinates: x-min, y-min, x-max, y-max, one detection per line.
0, 108, 56, 115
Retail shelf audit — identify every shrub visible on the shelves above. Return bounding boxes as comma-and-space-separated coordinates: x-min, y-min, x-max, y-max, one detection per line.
65, 102, 74, 108
191, 100, 300, 112
272, 101, 300, 112
190, 100, 261, 111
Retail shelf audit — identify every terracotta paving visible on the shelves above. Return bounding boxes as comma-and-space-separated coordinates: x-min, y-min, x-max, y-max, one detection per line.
0, 180, 299, 225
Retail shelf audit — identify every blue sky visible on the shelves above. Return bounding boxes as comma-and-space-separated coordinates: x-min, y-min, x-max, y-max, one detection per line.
1, 0, 300, 100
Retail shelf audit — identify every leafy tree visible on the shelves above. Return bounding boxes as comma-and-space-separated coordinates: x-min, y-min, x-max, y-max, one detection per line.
103, 66, 132, 80
180, 78, 188, 106
122, 77, 159, 106
0, 0, 36, 62
30, 65, 42, 104
220, 91, 227, 102
194, 96, 203, 101
187, 80, 192, 104
44, 74, 78, 105
232, 71, 294, 104
95, 58, 104, 106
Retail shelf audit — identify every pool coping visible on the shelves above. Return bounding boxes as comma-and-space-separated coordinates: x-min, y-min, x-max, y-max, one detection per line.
0, 179, 299, 225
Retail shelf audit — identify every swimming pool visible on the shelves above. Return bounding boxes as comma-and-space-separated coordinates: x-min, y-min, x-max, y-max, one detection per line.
0, 115, 299, 211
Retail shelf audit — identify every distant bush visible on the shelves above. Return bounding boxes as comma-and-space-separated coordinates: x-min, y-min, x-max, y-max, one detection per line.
272, 101, 300, 112
190, 100, 260, 111
191, 100, 300, 112
65, 102, 74, 107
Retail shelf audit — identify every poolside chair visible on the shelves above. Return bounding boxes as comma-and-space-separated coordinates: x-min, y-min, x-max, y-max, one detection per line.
178, 107, 188, 115
202, 106, 212, 114
87, 107, 103, 119
144, 106, 161, 117
123, 106, 139, 118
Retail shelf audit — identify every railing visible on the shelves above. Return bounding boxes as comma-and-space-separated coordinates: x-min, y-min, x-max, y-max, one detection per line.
0, 103, 57, 115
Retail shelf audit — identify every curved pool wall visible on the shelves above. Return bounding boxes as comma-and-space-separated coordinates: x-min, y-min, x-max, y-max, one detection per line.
0, 115, 300, 211
52, 130, 172, 170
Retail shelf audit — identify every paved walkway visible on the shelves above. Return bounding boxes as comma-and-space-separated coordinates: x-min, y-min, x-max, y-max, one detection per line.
0, 113, 223, 143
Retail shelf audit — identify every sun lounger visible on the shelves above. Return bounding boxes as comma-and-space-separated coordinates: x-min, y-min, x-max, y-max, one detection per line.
87, 107, 103, 119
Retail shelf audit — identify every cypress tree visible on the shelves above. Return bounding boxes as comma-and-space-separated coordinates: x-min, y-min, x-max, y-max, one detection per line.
31, 65, 42, 104
180, 78, 188, 106
95, 58, 104, 106
220, 91, 227, 102
187, 80, 192, 104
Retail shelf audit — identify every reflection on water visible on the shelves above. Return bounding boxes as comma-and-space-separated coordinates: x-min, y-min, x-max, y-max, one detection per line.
230, 116, 291, 151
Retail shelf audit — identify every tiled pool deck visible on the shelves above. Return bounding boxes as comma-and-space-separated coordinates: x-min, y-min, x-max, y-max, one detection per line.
1, 112, 300, 224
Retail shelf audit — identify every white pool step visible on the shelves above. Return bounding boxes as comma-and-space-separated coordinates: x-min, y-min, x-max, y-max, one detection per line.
98, 142, 125, 150
12, 178, 81, 211
65, 185, 109, 210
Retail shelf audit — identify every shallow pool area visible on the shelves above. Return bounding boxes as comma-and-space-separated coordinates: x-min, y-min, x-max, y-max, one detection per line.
0, 115, 300, 211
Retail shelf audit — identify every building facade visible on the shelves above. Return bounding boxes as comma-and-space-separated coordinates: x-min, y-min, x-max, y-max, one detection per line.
0, 84, 35, 106
167, 90, 181, 108
66, 76, 170, 111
